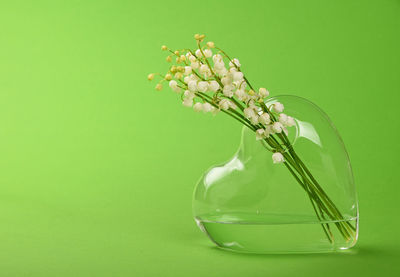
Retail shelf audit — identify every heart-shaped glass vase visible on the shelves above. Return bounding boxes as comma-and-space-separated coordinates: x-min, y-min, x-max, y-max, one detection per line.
193, 95, 358, 253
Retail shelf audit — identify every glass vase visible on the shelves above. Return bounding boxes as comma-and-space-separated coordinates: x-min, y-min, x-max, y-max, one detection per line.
192, 95, 359, 254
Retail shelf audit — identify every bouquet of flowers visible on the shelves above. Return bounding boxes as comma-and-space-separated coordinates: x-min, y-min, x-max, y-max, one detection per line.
148, 34, 356, 243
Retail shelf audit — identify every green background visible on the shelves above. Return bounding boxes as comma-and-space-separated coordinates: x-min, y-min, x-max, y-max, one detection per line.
0, 0, 399, 276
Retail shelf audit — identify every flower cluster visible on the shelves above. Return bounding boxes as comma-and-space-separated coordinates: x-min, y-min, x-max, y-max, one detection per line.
148, 34, 296, 163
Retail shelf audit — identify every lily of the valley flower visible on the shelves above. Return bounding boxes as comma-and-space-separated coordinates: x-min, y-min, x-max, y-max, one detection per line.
273, 102, 284, 113
256, 129, 265, 140
259, 113, 271, 125
193, 102, 203, 112
272, 152, 285, 163
272, 122, 284, 133
219, 99, 231, 110
259, 88, 269, 98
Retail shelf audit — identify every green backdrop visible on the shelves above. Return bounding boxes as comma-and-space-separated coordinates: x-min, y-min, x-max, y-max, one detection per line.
0, 0, 399, 276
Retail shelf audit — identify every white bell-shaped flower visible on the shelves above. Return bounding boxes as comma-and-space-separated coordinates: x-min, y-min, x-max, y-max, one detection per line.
203, 102, 214, 113
195, 49, 203, 58
256, 129, 265, 140
204, 49, 212, 58
188, 80, 197, 92
272, 152, 285, 164
259, 88, 269, 98
286, 116, 295, 127
259, 113, 271, 125
219, 99, 230, 110
229, 58, 241, 67
223, 85, 234, 97
273, 102, 284, 113
182, 98, 193, 107
184, 66, 192, 76
197, 81, 209, 92
272, 122, 284, 133
209, 80, 220, 92
233, 72, 244, 82
193, 102, 203, 112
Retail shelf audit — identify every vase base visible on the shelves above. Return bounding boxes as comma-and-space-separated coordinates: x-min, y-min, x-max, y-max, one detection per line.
195, 213, 358, 254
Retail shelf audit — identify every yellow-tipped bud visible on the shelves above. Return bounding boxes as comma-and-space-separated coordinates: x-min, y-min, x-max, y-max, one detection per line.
175, 72, 183, 79
206, 41, 215, 48
170, 66, 177, 73
166, 56, 172, 62
174, 50, 179, 56
199, 34, 205, 40
165, 74, 172, 81
177, 66, 184, 72
147, 73, 154, 81
161, 45, 168, 51
176, 57, 181, 63
180, 55, 186, 61
248, 90, 255, 96
194, 34, 200, 40
155, 83, 163, 91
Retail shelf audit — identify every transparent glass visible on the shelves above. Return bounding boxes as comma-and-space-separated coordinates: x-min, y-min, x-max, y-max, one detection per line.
193, 95, 359, 254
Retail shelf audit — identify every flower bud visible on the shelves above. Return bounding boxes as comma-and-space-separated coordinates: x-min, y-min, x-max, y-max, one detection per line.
155, 83, 163, 91
164, 74, 172, 81
147, 73, 154, 81
161, 45, 167, 51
